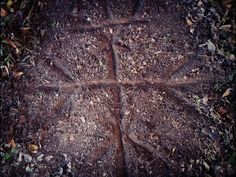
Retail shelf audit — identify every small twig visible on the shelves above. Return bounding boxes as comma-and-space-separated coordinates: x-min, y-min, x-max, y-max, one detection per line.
23, 0, 36, 23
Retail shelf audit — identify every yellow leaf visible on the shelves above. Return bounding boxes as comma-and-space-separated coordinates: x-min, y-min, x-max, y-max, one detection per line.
28, 144, 39, 153
6, 0, 14, 8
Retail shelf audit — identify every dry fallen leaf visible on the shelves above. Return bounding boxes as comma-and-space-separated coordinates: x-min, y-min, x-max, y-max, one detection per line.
5, 38, 20, 54
6, 0, 14, 8
0, 7, 8, 17
9, 138, 16, 148
21, 27, 31, 31
219, 24, 231, 31
28, 144, 39, 153
13, 71, 24, 78
228, 54, 235, 61
40, 29, 46, 38
202, 95, 208, 105
186, 17, 193, 26
217, 106, 228, 116
203, 160, 210, 170
222, 88, 232, 97
0, 66, 9, 76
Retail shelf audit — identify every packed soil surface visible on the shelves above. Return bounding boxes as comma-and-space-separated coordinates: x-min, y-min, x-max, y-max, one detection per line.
1, 0, 235, 177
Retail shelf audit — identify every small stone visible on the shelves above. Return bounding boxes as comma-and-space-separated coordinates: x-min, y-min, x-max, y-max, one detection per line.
109, 28, 113, 34
45, 155, 53, 162
72, 7, 78, 14
197, 0, 203, 6
177, 55, 184, 60
207, 40, 216, 52
229, 54, 235, 61
124, 111, 130, 115
203, 160, 210, 170
69, 134, 75, 141
23, 154, 33, 163
57, 167, 63, 175
37, 154, 44, 162
87, 17, 91, 22
18, 152, 23, 162
190, 28, 194, 34
80, 117, 86, 123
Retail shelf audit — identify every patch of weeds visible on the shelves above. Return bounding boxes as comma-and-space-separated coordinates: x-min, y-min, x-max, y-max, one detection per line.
191, 71, 235, 176
2, 147, 18, 162
187, 0, 236, 68
0, 139, 20, 175
1, 0, 37, 176
0, 0, 35, 78
186, 1, 235, 175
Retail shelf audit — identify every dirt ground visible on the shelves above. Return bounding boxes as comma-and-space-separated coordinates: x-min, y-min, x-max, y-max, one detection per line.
0, 0, 235, 177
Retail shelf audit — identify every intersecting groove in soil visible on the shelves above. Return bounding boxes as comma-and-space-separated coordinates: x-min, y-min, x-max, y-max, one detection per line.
17, 1, 230, 176
133, 0, 145, 17
111, 87, 128, 177
72, 18, 151, 33
107, 36, 118, 80
28, 78, 219, 95
106, 0, 115, 20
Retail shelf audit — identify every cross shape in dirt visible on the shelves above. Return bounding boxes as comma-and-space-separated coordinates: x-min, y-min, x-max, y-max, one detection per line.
25, 1, 217, 176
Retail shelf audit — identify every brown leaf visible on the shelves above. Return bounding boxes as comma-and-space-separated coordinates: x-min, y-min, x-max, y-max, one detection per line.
13, 71, 24, 78
9, 139, 16, 148
217, 106, 228, 116
5, 38, 20, 54
0, 7, 8, 17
